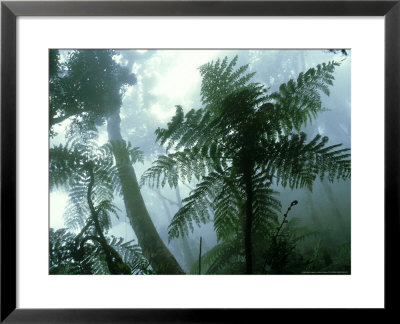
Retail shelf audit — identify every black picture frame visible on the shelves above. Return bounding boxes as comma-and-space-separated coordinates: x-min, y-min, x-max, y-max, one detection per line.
1, 0, 399, 322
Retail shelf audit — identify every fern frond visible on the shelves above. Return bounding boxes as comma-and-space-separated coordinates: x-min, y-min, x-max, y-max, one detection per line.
64, 181, 90, 231
168, 172, 224, 240
107, 140, 144, 165
251, 179, 281, 232
199, 55, 259, 112
268, 62, 339, 133
141, 147, 221, 189
262, 132, 350, 190
49, 144, 82, 191
108, 237, 150, 274
213, 181, 242, 242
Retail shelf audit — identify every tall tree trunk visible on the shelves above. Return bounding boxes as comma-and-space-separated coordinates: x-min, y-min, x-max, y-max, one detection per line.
107, 110, 184, 274
244, 165, 254, 274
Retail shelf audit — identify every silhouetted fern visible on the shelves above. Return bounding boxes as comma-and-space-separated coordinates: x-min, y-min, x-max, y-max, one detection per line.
142, 55, 351, 274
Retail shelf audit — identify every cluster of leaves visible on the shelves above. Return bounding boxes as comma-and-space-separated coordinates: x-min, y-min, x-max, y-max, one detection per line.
49, 228, 150, 275
189, 215, 350, 275
49, 49, 136, 137
188, 216, 305, 274
141, 55, 351, 274
50, 127, 120, 230
49, 121, 148, 274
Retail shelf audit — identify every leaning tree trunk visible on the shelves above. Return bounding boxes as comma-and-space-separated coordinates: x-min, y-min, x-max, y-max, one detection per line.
107, 110, 184, 274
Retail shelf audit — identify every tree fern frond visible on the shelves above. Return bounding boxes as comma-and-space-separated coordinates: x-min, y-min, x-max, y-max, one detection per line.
262, 132, 350, 190
107, 140, 144, 165
268, 61, 339, 134
199, 55, 258, 113
213, 181, 242, 242
49, 144, 83, 191
168, 172, 224, 240
108, 237, 150, 274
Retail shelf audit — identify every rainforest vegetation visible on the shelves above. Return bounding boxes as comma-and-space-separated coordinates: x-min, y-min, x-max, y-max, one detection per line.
49, 49, 351, 275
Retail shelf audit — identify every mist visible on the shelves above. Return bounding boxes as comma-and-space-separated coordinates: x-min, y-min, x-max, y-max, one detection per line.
49, 49, 350, 275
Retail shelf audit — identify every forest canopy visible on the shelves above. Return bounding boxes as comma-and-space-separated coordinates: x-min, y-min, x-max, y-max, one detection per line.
49, 49, 351, 275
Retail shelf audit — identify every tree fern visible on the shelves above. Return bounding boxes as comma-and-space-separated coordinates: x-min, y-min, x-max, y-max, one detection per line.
50, 122, 147, 274
141, 55, 350, 274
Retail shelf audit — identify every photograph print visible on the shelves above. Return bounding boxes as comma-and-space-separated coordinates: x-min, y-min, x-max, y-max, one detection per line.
49, 49, 351, 275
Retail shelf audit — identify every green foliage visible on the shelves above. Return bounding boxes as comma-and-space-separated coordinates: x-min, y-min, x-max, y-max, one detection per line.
304, 241, 351, 273
49, 228, 150, 275
199, 55, 260, 113
50, 128, 118, 230
190, 240, 244, 274
106, 236, 151, 275
49, 49, 136, 136
143, 56, 349, 235
108, 140, 144, 165
142, 55, 351, 274
263, 132, 351, 190
50, 124, 144, 229
268, 62, 338, 133
49, 121, 148, 274
189, 214, 334, 275
261, 216, 319, 274
49, 49, 155, 275
49, 228, 90, 274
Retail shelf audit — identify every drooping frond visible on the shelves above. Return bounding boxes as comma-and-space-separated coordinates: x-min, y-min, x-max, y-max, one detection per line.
261, 132, 351, 190
251, 173, 281, 231
141, 143, 228, 189
107, 140, 144, 165
49, 144, 82, 191
108, 237, 150, 274
50, 129, 126, 231
213, 181, 242, 242
140, 154, 179, 189
167, 171, 224, 240
96, 200, 120, 232
268, 61, 339, 134
64, 180, 90, 231
88, 245, 110, 274
49, 228, 101, 274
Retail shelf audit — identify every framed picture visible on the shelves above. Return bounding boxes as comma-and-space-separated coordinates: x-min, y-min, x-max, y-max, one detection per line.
1, 0, 398, 322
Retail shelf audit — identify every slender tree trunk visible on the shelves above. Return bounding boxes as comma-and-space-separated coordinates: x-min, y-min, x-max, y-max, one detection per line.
244, 164, 254, 274
107, 110, 184, 274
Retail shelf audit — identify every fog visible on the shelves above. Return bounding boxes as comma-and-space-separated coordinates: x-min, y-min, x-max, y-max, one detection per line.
50, 49, 350, 274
